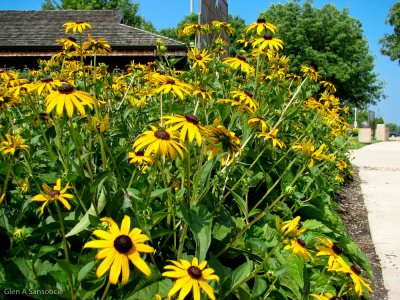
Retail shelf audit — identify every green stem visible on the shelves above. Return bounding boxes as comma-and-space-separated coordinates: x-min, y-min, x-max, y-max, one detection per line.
101, 281, 111, 300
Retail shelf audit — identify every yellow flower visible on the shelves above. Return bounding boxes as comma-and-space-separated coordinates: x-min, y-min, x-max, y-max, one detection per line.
34, 77, 63, 96
292, 140, 328, 168
230, 90, 258, 111
46, 83, 96, 118
133, 126, 185, 160
128, 149, 153, 174
331, 263, 373, 296
154, 76, 192, 100
32, 179, 73, 213
258, 128, 285, 149
0, 193, 5, 204
83, 215, 154, 285
179, 23, 210, 37
163, 114, 204, 146
245, 18, 278, 35
193, 87, 212, 101
223, 56, 254, 74
57, 37, 80, 51
301, 66, 320, 81
320, 80, 336, 93
252, 36, 284, 51
316, 238, 347, 269
187, 48, 212, 71
284, 238, 314, 261
63, 21, 92, 34
19, 178, 30, 194
248, 116, 269, 133
0, 134, 30, 156
203, 119, 241, 166
162, 257, 219, 300
276, 216, 307, 237
211, 20, 235, 35
309, 292, 336, 300
83, 34, 112, 55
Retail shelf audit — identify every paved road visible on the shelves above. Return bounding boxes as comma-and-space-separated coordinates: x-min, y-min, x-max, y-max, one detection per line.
352, 141, 400, 299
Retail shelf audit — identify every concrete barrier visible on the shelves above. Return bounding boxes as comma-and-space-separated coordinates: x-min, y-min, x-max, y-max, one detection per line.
358, 127, 372, 143
375, 124, 389, 141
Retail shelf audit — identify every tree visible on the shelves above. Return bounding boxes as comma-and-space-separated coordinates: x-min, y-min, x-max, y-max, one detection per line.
380, 1, 400, 64
41, 0, 156, 32
259, 0, 384, 107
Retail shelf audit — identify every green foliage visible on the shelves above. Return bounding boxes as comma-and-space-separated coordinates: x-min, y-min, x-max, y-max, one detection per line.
41, 0, 156, 31
380, 1, 400, 64
259, 0, 384, 107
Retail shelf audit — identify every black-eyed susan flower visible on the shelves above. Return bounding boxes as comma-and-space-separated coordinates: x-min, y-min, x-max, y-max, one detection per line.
133, 126, 185, 160
46, 83, 96, 118
217, 98, 255, 115
276, 216, 307, 237
223, 56, 254, 74
63, 21, 92, 34
245, 18, 278, 35
19, 178, 29, 194
179, 23, 210, 37
154, 76, 192, 100
187, 48, 212, 71
57, 37, 80, 52
284, 238, 314, 261
163, 114, 204, 146
32, 179, 73, 213
83, 34, 112, 55
336, 160, 348, 171
248, 116, 269, 133
230, 90, 259, 111
162, 257, 219, 300
331, 263, 372, 296
301, 65, 320, 81
258, 128, 285, 149
0, 134, 30, 156
320, 80, 337, 93
203, 119, 241, 166
316, 238, 347, 269
292, 140, 328, 168
128, 149, 153, 174
310, 292, 340, 300
34, 77, 63, 96
212, 20, 235, 36
193, 87, 212, 101
83, 215, 154, 285
252, 36, 284, 51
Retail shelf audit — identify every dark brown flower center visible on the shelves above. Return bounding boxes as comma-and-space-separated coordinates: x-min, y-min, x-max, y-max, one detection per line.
257, 18, 266, 23
256, 115, 266, 121
332, 243, 343, 255
350, 264, 362, 275
154, 130, 170, 140
48, 189, 60, 198
195, 54, 203, 60
67, 37, 77, 42
297, 238, 306, 247
244, 91, 253, 98
41, 77, 53, 83
264, 36, 273, 40
135, 149, 145, 156
58, 84, 74, 94
114, 235, 133, 254
185, 114, 199, 125
330, 297, 342, 300
75, 20, 86, 24
187, 266, 203, 279
166, 79, 175, 85
237, 56, 246, 62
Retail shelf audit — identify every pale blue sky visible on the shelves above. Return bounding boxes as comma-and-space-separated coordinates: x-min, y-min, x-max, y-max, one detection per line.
1, 0, 399, 124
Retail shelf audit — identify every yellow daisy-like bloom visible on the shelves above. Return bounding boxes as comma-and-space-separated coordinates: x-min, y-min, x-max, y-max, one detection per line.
258, 128, 285, 149
162, 257, 220, 300
128, 149, 153, 174
331, 263, 373, 296
19, 178, 30, 194
193, 87, 212, 101
83, 215, 154, 285
187, 48, 212, 71
133, 126, 185, 160
230, 90, 259, 111
320, 80, 337, 94
223, 56, 254, 74
309, 292, 337, 300
31, 179, 73, 213
284, 238, 314, 261
179, 23, 210, 37
0, 134, 30, 156
211, 20, 235, 36
316, 238, 347, 269
57, 37, 80, 51
276, 216, 307, 238
163, 114, 204, 146
237, 35, 254, 48
34, 77, 63, 96
252, 36, 284, 51
63, 21, 92, 34
301, 65, 320, 81
83, 34, 112, 55
217, 98, 255, 115
46, 83, 96, 118
245, 18, 278, 35
292, 140, 328, 168
248, 116, 269, 133
203, 119, 241, 166
154, 76, 192, 100
336, 160, 348, 171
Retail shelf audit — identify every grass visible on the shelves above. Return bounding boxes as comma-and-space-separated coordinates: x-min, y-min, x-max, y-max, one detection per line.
349, 136, 382, 150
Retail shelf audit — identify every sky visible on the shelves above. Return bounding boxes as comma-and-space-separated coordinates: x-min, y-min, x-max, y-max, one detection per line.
0, 0, 399, 124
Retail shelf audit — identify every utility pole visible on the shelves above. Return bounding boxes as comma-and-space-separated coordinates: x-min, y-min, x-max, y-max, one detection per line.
354, 107, 358, 128
190, 0, 194, 13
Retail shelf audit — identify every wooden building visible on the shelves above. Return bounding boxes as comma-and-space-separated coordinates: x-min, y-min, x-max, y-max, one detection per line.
0, 10, 186, 68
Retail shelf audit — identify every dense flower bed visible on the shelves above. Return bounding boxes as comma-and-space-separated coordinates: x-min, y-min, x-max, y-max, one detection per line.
0, 20, 373, 299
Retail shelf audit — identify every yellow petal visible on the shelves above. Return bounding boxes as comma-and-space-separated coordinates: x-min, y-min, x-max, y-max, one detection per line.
93, 230, 113, 241
120, 215, 131, 235
198, 280, 215, 300
121, 254, 130, 285
109, 253, 122, 285
178, 278, 193, 300
96, 250, 116, 278
84, 240, 113, 249
128, 251, 151, 276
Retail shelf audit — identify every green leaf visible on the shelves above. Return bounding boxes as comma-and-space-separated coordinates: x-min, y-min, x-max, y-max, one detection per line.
65, 188, 106, 237
149, 188, 171, 200
252, 277, 268, 298
301, 219, 332, 233
181, 205, 213, 262
224, 260, 253, 293
90, 171, 111, 193
286, 255, 304, 289
57, 259, 74, 277
230, 189, 247, 216
125, 279, 172, 300
77, 261, 96, 282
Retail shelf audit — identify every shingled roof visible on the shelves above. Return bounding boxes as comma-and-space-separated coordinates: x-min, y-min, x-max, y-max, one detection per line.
0, 10, 186, 59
